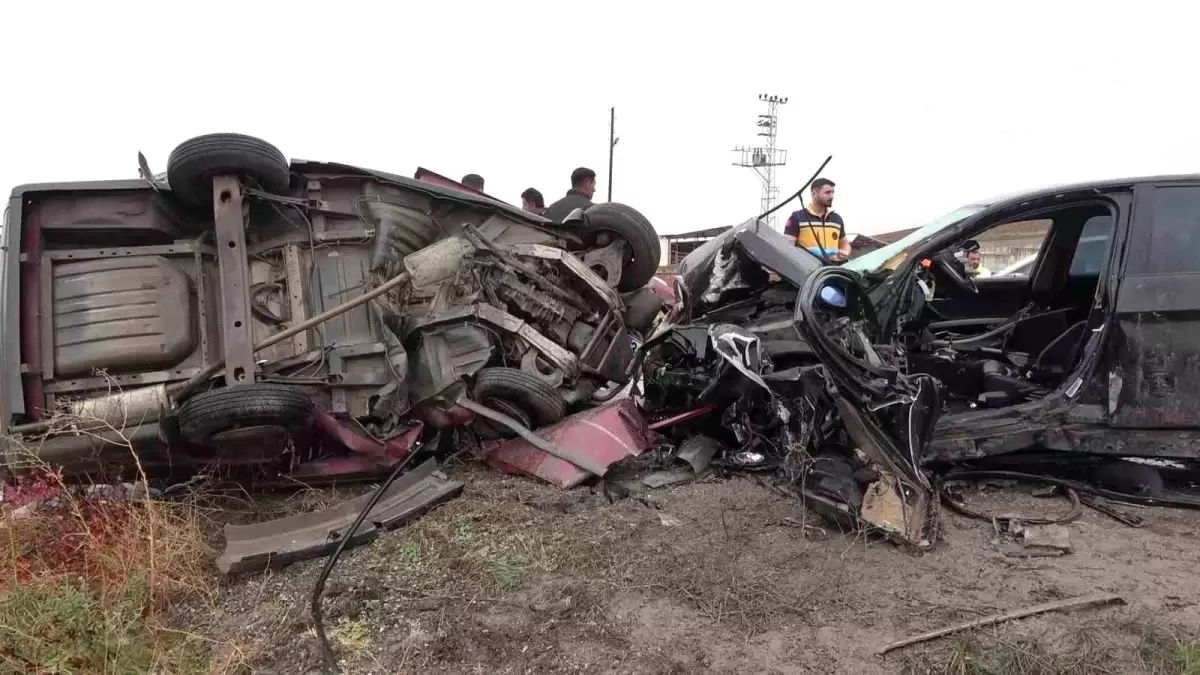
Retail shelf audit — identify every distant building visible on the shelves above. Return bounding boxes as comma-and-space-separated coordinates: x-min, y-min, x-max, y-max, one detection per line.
866, 220, 1047, 270
655, 226, 732, 287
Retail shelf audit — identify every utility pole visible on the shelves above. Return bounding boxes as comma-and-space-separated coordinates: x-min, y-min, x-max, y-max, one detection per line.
607, 107, 619, 202
733, 94, 789, 229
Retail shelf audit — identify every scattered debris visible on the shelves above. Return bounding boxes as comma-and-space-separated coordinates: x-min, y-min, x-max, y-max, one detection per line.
217, 458, 463, 574
483, 399, 653, 489
877, 593, 1126, 655
643, 468, 695, 489
676, 435, 720, 474
943, 478, 1083, 526
1080, 493, 1147, 527
657, 512, 683, 527
1018, 523, 1073, 555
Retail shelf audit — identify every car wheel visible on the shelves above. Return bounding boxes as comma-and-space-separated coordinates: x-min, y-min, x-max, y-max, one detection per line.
176, 383, 313, 445
472, 367, 567, 430
167, 133, 290, 206
581, 203, 661, 292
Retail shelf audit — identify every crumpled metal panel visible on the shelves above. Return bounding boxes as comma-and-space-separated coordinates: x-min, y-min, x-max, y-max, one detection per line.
483, 398, 654, 489
217, 458, 462, 574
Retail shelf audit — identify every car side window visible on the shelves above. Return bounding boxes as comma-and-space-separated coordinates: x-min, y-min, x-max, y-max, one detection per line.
1067, 214, 1113, 277
979, 219, 1052, 277
1141, 187, 1200, 275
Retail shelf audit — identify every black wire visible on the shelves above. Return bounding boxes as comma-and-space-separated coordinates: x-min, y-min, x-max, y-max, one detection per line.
311, 432, 439, 673
755, 155, 833, 225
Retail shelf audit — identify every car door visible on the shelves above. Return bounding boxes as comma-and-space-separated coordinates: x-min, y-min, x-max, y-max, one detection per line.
1110, 182, 1200, 428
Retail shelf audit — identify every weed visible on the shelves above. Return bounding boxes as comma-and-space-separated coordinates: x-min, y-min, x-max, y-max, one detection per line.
0, 391, 226, 673
1138, 623, 1200, 674
901, 621, 1200, 675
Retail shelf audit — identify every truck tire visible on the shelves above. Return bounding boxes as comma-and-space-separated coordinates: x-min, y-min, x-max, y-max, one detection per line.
581, 203, 661, 292
472, 367, 566, 429
176, 383, 313, 445
167, 133, 291, 206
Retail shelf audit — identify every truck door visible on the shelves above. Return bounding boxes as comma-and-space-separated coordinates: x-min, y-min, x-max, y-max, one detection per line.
1111, 182, 1200, 427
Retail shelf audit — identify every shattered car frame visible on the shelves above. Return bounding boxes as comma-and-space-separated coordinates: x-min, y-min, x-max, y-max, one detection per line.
641, 222, 942, 546
845, 174, 1200, 464
641, 174, 1200, 544
0, 133, 663, 484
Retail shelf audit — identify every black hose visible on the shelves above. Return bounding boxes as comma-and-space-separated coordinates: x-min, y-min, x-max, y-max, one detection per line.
756, 155, 833, 224
311, 433, 438, 673
941, 478, 1083, 525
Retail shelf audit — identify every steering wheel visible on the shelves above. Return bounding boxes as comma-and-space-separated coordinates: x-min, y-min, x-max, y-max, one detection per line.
932, 249, 978, 294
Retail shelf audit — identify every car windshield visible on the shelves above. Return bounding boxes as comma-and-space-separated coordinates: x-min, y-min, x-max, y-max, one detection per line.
845, 204, 988, 277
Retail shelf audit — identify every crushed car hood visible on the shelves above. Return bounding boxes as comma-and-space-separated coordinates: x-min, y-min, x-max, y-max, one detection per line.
674, 219, 824, 321
644, 220, 942, 546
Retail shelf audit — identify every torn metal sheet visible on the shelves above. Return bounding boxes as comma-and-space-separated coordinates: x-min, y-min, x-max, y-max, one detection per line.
676, 435, 720, 474
860, 473, 933, 548
217, 458, 462, 574
644, 467, 695, 489
484, 398, 653, 489
312, 408, 422, 464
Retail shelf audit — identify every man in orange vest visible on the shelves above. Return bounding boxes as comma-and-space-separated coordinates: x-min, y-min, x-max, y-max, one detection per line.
784, 178, 851, 263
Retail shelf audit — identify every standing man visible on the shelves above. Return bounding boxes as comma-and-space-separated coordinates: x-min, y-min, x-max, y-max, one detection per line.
541, 167, 596, 222
461, 174, 485, 191
784, 178, 851, 262
961, 241, 993, 277
520, 187, 545, 215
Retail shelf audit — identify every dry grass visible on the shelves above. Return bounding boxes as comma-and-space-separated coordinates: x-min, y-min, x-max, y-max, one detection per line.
900, 620, 1200, 675
0, 396, 233, 673
371, 476, 634, 602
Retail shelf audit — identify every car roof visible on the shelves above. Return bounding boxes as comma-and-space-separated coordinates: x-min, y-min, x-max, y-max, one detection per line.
973, 173, 1200, 212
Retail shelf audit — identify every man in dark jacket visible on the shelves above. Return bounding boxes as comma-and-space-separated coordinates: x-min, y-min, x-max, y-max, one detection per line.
541, 167, 597, 222
461, 174, 485, 191
520, 187, 545, 214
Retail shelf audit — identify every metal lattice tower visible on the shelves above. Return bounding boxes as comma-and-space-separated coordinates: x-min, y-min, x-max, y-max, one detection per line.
732, 94, 789, 229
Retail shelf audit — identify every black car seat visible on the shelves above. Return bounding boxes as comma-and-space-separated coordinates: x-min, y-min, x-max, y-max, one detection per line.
1029, 320, 1088, 385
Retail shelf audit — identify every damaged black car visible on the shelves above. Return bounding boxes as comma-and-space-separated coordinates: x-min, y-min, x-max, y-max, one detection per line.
639, 174, 1200, 544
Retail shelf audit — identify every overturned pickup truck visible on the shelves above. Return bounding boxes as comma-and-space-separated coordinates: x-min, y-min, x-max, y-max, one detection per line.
640, 175, 1200, 544
0, 134, 662, 484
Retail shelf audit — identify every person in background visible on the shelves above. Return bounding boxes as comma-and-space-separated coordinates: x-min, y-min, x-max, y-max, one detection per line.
541, 167, 596, 222
462, 174, 485, 191
784, 178, 851, 263
962, 240, 993, 277
520, 187, 545, 214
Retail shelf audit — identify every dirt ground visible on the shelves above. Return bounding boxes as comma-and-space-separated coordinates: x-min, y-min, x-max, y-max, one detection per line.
186, 461, 1200, 674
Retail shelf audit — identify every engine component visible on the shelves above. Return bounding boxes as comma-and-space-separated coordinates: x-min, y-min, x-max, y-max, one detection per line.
404, 237, 474, 289
582, 240, 626, 289
492, 268, 579, 343
410, 323, 495, 403
521, 348, 566, 389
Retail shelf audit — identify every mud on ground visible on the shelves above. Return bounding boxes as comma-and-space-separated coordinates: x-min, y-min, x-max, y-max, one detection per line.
185, 462, 1200, 674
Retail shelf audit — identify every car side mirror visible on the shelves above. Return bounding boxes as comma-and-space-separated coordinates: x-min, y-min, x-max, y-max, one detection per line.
562, 208, 586, 225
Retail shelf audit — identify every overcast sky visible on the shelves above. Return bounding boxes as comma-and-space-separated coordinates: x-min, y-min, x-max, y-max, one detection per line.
2, 1, 1195, 237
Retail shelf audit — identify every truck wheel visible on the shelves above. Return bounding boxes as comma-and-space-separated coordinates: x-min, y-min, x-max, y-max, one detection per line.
167, 133, 291, 206
176, 383, 313, 445
472, 367, 566, 429
581, 203, 661, 292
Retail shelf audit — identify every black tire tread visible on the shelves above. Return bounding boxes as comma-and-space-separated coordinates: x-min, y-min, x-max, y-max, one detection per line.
582, 203, 661, 292
177, 383, 313, 442
167, 133, 290, 206
472, 367, 566, 428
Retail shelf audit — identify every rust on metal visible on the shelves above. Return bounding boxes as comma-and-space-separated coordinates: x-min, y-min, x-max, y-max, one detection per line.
212, 175, 255, 386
